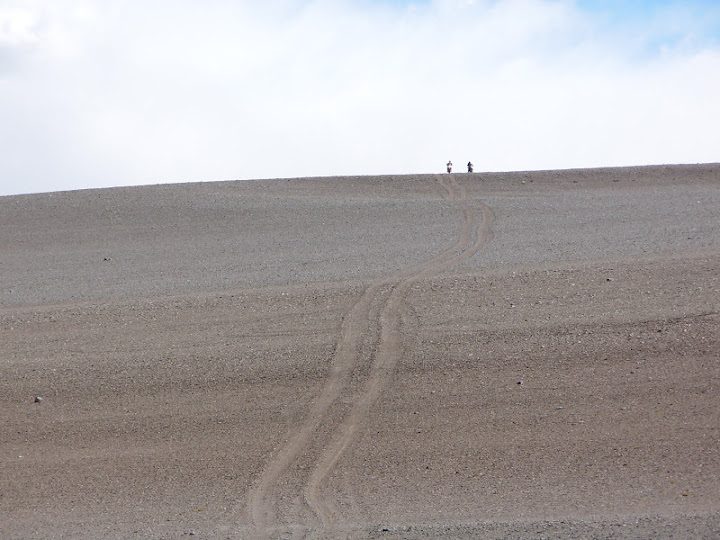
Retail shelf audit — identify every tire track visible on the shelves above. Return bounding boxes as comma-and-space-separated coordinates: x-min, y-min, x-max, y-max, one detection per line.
247, 175, 494, 537
436, 174, 455, 200
302, 175, 494, 528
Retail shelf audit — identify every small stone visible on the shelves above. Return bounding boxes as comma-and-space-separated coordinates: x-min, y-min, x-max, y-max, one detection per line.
34, 396, 42, 403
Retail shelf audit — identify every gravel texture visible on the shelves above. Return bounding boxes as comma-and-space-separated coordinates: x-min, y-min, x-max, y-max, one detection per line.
1, 165, 719, 539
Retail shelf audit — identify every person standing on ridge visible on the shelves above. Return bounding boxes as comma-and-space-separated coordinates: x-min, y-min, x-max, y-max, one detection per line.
467, 162, 474, 173
447, 161, 453, 173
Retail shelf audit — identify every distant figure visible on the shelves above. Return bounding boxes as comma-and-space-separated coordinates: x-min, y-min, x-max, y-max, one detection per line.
447, 161, 453, 173
467, 161, 474, 173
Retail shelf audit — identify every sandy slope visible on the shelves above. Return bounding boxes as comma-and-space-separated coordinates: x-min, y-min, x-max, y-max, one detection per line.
1, 165, 719, 539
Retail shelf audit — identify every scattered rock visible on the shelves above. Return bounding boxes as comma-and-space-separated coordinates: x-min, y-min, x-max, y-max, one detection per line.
34, 396, 43, 403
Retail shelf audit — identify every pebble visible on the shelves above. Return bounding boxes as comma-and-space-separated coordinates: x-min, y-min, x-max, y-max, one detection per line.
34, 396, 42, 403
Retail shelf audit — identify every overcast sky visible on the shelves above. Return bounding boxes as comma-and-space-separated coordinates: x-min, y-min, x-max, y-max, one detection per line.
1, 0, 719, 196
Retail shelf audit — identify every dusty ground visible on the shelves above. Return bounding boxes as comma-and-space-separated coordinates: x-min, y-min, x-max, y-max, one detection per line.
1, 165, 719, 539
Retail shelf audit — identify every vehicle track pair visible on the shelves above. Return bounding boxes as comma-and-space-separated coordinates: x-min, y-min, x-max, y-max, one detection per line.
248, 175, 495, 538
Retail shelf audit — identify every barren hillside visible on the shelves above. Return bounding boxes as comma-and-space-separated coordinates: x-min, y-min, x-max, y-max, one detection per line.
2, 165, 719, 539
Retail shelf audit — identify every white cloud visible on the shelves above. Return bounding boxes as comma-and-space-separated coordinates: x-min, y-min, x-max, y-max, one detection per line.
0, 3, 39, 47
1, 0, 719, 195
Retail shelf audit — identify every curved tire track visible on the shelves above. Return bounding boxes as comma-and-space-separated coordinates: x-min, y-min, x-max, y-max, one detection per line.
247, 175, 494, 536
303, 175, 494, 527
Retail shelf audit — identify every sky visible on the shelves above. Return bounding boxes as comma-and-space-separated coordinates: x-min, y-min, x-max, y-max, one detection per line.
1, 0, 719, 196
